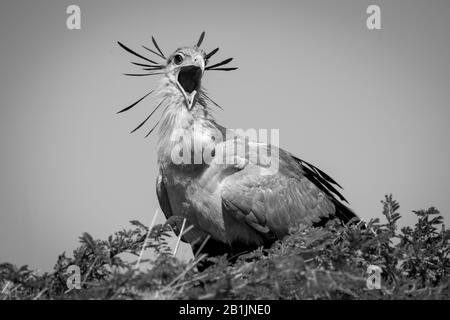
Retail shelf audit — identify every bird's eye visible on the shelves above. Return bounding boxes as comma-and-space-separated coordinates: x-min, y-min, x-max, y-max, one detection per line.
173, 53, 184, 65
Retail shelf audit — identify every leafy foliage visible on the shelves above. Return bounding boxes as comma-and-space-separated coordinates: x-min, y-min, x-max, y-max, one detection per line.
1, 195, 449, 299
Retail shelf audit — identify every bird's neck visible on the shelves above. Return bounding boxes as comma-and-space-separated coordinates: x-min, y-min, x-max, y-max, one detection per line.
156, 95, 224, 170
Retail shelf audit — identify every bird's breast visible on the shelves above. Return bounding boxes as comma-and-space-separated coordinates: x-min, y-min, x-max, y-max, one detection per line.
161, 163, 228, 243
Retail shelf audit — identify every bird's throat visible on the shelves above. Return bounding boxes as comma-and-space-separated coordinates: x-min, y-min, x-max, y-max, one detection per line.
156, 99, 223, 169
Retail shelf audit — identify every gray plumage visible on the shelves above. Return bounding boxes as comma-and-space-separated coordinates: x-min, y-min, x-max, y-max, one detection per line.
118, 33, 358, 257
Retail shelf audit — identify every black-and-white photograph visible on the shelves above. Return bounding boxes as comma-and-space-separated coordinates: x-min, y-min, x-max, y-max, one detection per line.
0, 0, 449, 306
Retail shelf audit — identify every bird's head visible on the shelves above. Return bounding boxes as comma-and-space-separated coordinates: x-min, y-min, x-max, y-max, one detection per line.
117, 32, 237, 128
164, 46, 207, 109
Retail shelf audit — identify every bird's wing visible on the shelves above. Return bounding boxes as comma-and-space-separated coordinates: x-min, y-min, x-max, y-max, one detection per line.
156, 171, 187, 238
157, 170, 219, 249
215, 139, 357, 244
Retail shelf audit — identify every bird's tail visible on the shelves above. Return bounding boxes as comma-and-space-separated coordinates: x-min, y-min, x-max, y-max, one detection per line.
332, 199, 360, 225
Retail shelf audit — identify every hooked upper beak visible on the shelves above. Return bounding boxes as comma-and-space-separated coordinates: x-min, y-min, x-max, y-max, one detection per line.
175, 56, 204, 110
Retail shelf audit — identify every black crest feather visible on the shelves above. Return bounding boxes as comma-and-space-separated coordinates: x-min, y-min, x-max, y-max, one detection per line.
196, 31, 205, 47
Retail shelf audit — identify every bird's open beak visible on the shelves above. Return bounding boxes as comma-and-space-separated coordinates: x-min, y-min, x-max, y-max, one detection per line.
175, 56, 204, 110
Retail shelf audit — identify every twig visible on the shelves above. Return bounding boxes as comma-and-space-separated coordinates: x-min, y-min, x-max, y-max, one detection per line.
172, 218, 187, 257
81, 256, 100, 287
169, 273, 209, 290
33, 288, 48, 300
194, 235, 211, 258
135, 209, 159, 269
167, 253, 208, 288
1, 281, 11, 295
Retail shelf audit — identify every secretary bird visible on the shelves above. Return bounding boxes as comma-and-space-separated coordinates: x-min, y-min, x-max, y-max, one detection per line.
117, 32, 359, 259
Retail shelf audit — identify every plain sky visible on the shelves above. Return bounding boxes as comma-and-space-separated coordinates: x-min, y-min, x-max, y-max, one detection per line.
0, 0, 449, 272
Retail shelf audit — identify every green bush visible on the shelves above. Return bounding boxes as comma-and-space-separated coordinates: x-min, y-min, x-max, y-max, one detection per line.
0, 195, 449, 300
